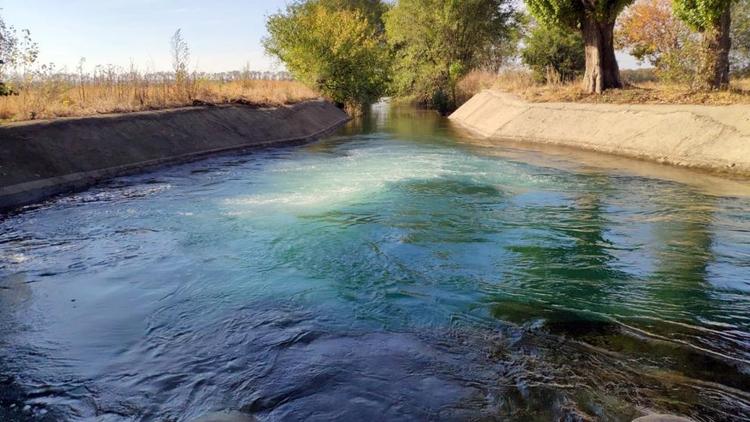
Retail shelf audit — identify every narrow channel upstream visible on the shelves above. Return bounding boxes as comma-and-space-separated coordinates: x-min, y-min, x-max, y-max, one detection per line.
1, 103, 749, 421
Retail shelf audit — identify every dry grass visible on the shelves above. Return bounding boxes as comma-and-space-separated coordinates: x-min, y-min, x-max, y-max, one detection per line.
0, 77, 318, 123
458, 69, 750, 106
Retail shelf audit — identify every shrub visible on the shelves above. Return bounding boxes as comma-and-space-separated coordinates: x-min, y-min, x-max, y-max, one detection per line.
384, 0, 520, 112
0, 81, 14, 96
521, 24, 585, 84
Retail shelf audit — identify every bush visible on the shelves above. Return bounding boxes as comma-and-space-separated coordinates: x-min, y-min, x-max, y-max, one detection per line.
655, 37, 709, 87
0, 81, 14, 96
521, 24, 585, 84
384, 0, 521, 112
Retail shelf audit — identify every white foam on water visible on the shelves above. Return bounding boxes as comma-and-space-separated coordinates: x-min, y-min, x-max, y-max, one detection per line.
221, 145, 452, 215
1, 253, 29, 264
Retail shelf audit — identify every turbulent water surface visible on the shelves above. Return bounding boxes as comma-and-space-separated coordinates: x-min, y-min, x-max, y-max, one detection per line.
1, 103, 749, 421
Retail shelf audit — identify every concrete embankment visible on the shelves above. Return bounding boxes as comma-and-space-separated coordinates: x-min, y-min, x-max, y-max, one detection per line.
450, 90, 750, 176
0, 100, 350, 212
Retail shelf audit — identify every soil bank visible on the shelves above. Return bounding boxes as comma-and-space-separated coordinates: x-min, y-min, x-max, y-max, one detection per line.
0, 100, 349, 212
450, 90, 750, 177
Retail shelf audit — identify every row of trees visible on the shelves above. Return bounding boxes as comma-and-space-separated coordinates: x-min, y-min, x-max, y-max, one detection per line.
527, 0, 743, 91
266, 0, 749, 111
522, 0, 750, 87
265, 0, 522, 112
616, 0, 750, 86
3, 1, 747, 112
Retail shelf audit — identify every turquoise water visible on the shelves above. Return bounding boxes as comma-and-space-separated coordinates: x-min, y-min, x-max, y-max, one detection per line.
1, 103, 749, 421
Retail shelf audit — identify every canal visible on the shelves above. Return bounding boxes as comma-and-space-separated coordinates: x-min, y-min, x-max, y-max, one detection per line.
1, 102, 749, 421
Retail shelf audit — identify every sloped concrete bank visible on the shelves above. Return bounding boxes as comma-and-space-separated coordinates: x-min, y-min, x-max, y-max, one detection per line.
0, 100, 350, 212
450, 90, 750, 176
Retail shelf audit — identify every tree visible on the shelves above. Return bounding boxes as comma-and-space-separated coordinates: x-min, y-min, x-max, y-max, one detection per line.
0, 12, 38, 95
264, 1, 390, 112
616, 0, 705, 85
616, 0, 691, 65
384, 0, 520, 112
522, 23, 586, 83
526, 0, 634, 93
673, 0, 735, 89
731, 0, 750, 74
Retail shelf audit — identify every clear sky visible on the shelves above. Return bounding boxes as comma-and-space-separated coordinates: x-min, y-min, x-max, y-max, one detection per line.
0, 0, 291, 73
1, 0, 641, 73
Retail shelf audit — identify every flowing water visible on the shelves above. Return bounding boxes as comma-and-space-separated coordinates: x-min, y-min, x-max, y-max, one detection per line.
1, 103, 749, 421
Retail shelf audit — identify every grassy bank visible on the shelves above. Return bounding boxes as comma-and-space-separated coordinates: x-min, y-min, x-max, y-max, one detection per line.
458, 70, 750, 106
0, 77, 317, 123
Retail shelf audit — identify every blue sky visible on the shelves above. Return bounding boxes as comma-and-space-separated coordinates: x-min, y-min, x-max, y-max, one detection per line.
1, 0, 291, 72
1, 0, 640, 73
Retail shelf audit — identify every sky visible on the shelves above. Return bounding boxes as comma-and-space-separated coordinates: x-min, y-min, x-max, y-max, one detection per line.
1, 0, 641, 73
0, 0, 291, 73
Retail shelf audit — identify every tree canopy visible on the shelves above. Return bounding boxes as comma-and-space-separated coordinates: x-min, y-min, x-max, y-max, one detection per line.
384, 0, 520, 111
316, 0, 389, 32
526, 0, 634, 29
264, 0, 390, 112
673, 0, 734, 30
616, 0, 691, 65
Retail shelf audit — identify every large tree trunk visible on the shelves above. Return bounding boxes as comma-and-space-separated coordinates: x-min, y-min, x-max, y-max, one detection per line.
581, 17, 622, 94
702, 6, 732, 90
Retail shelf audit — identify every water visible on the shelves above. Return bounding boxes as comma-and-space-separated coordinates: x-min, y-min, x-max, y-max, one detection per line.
1, 103, 749, 421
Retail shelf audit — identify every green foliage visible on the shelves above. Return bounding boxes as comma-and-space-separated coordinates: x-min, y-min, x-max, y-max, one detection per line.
0, 81, 13, 96
526, 0, 632, 29
521, 24, 585, 83
673, 0, 735, 89
264, 1, 390, 112
657, 36, 710, 86
673, 0, 733, 30
316, 0, 389, 32
384, 0, 520, 112
732, 0, 750, 74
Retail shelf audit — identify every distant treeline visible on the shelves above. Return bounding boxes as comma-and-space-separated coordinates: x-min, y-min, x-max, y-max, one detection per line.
262, 0, 750, 112
2, 0, 749, 116
1, 69, 294, 86
0, 21, 315, 121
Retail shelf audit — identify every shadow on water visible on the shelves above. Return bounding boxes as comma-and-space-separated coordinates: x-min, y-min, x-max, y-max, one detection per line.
1, 100, 749, 421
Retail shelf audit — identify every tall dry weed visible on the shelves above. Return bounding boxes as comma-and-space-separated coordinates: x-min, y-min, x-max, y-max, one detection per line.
0, 69, 318, 123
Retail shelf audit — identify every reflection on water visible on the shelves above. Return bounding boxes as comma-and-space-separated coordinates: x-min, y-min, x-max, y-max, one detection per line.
1, 102, 749, 421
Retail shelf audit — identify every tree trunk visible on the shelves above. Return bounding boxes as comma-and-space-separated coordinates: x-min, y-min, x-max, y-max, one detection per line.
703, 6, 732, 90
581, 17, 622, 94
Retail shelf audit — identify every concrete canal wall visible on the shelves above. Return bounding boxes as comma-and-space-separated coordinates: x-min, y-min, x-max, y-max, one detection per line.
450, 90, 750, 177
0, 100, 349, 212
